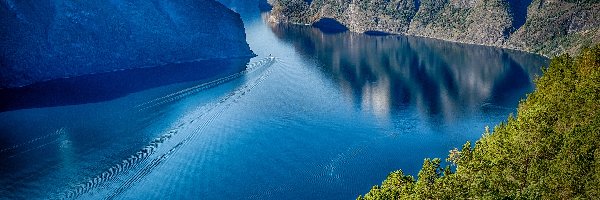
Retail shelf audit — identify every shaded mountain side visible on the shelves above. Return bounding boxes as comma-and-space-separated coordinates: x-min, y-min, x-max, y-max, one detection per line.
268, 0, 600, 57
216, 0, 272, 18
218, 0, 273, 11
0, 0, 254, 88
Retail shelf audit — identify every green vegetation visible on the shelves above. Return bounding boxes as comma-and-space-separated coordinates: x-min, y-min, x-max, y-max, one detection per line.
270, 0, 600, 56
507, 0, 600, 56
358, 45, 600, 199
269, 0, 311, 23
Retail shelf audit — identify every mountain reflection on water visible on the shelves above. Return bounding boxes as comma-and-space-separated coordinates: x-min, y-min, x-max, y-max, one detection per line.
0, 58, 249, 112
0, 10, 550, 199
269, 23, 547, 121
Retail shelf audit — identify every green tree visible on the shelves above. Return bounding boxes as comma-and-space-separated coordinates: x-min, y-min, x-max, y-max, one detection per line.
359, 44, 600, 199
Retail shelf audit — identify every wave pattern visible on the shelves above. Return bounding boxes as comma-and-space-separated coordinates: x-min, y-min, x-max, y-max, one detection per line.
61, 57, 277, 199
136, 57, 277, 111
0, 127, 67, 159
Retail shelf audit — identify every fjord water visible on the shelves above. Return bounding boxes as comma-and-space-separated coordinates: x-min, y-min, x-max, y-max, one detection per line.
0, 12, 547, 200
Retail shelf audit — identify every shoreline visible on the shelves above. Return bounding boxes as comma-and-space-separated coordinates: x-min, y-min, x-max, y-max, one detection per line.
271, 21, 551, 59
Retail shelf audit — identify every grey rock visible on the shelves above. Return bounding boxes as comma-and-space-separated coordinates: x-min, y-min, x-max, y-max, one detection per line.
268, 0, 600, 57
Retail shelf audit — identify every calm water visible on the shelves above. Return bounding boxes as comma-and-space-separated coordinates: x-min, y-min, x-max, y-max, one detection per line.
0, 11, 547, 199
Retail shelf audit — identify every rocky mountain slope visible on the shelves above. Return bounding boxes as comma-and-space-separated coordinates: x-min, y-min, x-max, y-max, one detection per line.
0, 0, 254, 88
268, 0, 600, 57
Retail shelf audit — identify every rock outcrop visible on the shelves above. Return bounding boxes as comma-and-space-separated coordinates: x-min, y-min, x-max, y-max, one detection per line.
507, 0, 600, 56
0, 0, 254, 88
268, 0, 600, 57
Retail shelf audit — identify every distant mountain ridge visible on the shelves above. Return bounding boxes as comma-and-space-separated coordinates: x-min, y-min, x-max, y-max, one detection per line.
267, 0, 600, 57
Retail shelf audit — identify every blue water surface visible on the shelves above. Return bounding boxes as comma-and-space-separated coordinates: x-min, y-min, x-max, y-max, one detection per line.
0, 10, 547, 200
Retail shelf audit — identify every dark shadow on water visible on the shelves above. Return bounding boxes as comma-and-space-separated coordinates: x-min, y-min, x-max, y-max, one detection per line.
0, 58, 249, 112
364, 31, 391, 36
269, 23, 548, 119
312, 18, 348, 34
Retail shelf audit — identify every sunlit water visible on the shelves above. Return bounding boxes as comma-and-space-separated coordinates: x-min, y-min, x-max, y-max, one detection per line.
0, 11, 547, 199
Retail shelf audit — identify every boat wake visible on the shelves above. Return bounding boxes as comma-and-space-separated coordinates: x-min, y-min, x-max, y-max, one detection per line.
60, 57, 277, 199
0, 127, 67, 160
136, 57, 277, 111
481, 102, 514, 111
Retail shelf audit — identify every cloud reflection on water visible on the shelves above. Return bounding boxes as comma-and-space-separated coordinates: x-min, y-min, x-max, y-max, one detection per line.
269, 23, 548, 122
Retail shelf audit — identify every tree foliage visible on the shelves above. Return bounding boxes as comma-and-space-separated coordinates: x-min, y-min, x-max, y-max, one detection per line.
358, 44, 600, 199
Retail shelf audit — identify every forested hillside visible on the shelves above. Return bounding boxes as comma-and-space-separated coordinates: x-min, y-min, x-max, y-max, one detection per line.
268, 0, 600, 57
358, 45, 600, 199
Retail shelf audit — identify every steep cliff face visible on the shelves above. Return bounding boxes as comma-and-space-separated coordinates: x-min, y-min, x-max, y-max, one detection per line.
268, 0, 418, 32
0, 0, 254, 88
408, 0, 513, 46
507, 0, 600, 56
268, 0, 600, 56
